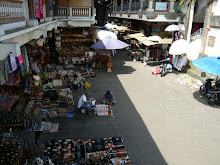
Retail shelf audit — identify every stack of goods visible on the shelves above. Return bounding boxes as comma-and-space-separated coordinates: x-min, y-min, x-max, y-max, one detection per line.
0, 136, 26, 164
92, 54, 111, 68
67, 104, 74, 117
43, 137, 131, 164
86, 137, 131, 164
0, 111, 26, 125
0, 90, 18, 110
55, 29, 61, 51
24, 118, 42, 132
41, 122, 59, 133
61, 34, 94, 43
57, 108, 67, 118
43, 139, 79, 164
95, 105, 112, 116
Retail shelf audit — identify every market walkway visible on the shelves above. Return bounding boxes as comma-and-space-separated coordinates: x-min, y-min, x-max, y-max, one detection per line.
39, 50, 220, 165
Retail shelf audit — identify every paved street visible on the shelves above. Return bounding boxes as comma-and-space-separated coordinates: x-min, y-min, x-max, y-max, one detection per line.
11, 50, 220, 165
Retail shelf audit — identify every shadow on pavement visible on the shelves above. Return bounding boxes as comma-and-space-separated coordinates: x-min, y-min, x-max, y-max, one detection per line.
193, 90, 220, 109
4, 50, 167, 165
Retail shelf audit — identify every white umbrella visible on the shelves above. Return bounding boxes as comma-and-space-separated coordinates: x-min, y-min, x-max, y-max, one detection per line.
169, 39, 189, 55
97, 30, 117, 40
178, 24, 185, 31
104, 23, 117, 30
147, 35, 162, 42
165, 24, 179, 32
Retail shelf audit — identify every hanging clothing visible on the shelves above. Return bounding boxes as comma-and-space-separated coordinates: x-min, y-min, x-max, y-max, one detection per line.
10, 52, 17, 71
4, 70, 19, 86
0, 59, 8, 85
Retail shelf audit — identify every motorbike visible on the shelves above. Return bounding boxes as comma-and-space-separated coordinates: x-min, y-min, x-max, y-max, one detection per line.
200, 79, 220, 105
160, 60, 172, 77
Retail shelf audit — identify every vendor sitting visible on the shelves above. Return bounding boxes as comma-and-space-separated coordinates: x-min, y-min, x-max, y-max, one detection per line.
77, 92, 94, 116
70, 74, 80, 90
102, 90, 116, 106
43, 78, 54, 93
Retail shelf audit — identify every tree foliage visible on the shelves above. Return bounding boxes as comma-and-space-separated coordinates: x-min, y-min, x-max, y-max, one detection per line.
178, 0, 197, 8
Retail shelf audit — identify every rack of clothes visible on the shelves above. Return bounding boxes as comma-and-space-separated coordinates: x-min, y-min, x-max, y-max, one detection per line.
171, 55, 187, 71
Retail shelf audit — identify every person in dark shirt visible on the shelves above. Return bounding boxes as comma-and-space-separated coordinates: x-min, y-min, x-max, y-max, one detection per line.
102, 90, 116, 106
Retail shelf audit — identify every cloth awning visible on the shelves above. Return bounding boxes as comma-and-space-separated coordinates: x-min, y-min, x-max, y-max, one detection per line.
115, 26, 128, 31
128, 33, 145, 39
135, 37, 156, 46
158, 38, 173, 44
123, 35, 130, 40
135, 36, 148, 42
141, 40, 157, 46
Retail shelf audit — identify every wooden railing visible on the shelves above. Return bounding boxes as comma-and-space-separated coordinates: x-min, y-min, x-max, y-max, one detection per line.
0, 0, 24, 19
72, 7, 90, 17
57, 7, 68, 16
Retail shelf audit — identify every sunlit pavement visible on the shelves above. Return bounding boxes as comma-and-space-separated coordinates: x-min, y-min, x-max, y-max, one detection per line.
14, 50, 220, 165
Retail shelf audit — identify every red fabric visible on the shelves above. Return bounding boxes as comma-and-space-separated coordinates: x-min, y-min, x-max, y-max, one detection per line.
85, 57, 91, 62
4, 71, 19, 86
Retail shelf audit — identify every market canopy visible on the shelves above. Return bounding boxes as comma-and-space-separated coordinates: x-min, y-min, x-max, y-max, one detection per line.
97, 30, 117, 40
135, 37, 157, 46
141, 40, 157, 46
169, 39, 189, 55
158, 38, 173, 44
123, 35, 130, 40
135, 36, 148, 42
128, 33, 145, 39
148, 35, 162, 42
192, 57, 220, 76
115, 26, 128, 31
91, 37, 129, 50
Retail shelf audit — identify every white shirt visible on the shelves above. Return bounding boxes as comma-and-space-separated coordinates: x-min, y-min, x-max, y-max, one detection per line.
77, 94, 87, 108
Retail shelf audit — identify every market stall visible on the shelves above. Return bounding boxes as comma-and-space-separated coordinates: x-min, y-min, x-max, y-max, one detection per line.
56, 27, 97, 66
43, 136, 131, 164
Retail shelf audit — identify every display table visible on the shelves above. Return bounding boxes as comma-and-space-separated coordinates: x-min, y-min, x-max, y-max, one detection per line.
0, 95, 19, 111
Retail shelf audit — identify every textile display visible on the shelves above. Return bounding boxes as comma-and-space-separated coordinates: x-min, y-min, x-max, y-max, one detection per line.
35, 0, 43, 19
4, 71, 19, 86
9, 52, 17, 72
17, 54, 23, 65
172, 55, 187, 71
0, 59, 8, 85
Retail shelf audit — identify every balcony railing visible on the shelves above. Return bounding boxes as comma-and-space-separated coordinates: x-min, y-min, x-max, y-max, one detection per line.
116, 6, 121, 11
56, 7, 91, 17
142, 2, 149, 10
131, 2, 141, 11
72, 7, 90, 17
0, 0, 24, 19
123, 4, 129, 11
57, 7, 68, 16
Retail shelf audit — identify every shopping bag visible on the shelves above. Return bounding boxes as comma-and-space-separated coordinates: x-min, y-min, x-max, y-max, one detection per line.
84, 82, 91, 89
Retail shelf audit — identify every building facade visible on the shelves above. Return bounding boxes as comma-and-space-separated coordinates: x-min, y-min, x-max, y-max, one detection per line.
200, 0, 220, 57
0, 0, 96, 60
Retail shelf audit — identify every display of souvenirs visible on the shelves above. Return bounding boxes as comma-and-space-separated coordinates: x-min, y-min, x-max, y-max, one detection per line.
43, 137, 131, 164
0, 90, 18, 110
0, 111, 26, 125
96, 105, 112, 116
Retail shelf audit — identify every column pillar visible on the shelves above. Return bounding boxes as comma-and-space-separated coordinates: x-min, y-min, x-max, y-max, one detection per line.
146, 0, 154, 12
27, 0, 38, 26
169, 0, 176, 13
129, 0, 132, 11
140, 0, 145, 11
115, 0, 118, 11
121, 0, 123, 11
